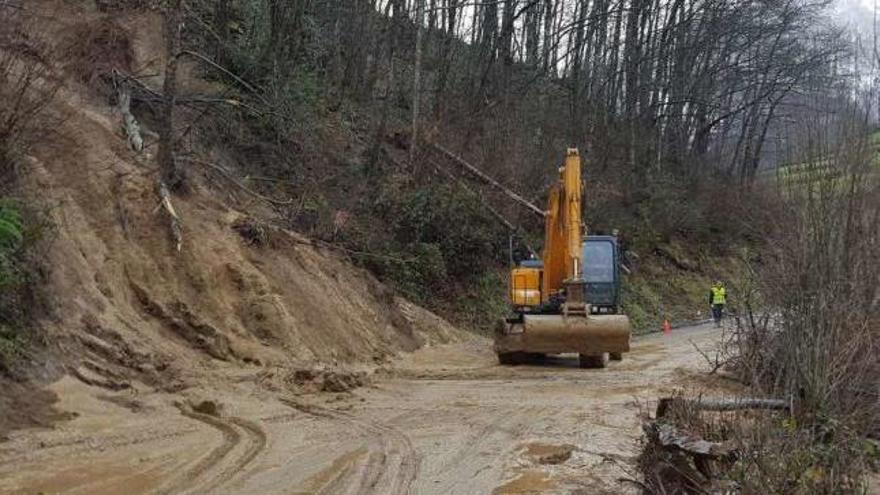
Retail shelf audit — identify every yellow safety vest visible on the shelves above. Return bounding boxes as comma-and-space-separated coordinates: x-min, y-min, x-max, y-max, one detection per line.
711, 286, 726, 305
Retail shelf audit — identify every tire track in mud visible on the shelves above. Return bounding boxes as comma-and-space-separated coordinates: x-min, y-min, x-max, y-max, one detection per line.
227, 417, 268, 478
434, 405, 548, 494
155, 408, 239, 495
0, 425, 200, 466
281, 398, 420, 495
156, 407, 268, 495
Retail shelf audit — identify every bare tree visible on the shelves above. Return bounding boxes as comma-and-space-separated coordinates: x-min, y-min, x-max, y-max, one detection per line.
411, 0, 425, 168
158, 0, 184, 189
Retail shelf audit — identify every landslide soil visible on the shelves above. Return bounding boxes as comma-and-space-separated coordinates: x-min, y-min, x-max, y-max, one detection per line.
1, 0, 464, 440
0, 324, 725, 494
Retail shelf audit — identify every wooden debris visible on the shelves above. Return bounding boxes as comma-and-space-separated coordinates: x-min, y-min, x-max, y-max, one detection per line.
430, 143, 546, 218
643, 420, 738, 482
158, 181, 182, 252
645, 422, 736, 459
116, 84, 144, 152
656, 397, 789, 418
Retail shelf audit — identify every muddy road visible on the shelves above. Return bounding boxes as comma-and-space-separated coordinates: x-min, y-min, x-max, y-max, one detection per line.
0, 324, 725, 494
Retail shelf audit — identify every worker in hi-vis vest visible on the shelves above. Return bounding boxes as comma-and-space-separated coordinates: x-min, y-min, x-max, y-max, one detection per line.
709, 281, 727, 327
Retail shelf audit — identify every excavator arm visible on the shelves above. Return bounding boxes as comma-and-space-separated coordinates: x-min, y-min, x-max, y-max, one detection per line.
541, 149, 584, 301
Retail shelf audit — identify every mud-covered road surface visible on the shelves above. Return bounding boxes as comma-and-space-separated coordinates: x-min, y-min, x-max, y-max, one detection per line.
0, 324, 725, 494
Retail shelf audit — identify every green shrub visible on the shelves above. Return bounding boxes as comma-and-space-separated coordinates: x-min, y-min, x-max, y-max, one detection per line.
387, 183, 507, 282
0, 200, 51, 375
374, 242, 447, 301
358, 180, 510, 328
451, 270, 509, 334
0, 202, 23, 288
0, 201, 25, 373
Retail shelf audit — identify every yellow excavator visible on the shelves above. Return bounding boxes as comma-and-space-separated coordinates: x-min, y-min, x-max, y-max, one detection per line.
494, 149, 632, 368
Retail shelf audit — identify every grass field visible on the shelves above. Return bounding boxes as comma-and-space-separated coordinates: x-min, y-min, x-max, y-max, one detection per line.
757, 130, 880, 194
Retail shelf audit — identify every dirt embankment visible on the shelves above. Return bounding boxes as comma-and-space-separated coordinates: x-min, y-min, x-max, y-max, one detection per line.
2, 1, 466, 437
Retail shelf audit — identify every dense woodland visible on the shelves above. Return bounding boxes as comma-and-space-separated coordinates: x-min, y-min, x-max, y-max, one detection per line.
217, 1, 855, 171
195, 0, 846, 176
134, 0, 861, 326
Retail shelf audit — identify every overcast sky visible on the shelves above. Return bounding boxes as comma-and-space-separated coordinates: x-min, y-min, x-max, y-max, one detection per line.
836, 0, 875, 36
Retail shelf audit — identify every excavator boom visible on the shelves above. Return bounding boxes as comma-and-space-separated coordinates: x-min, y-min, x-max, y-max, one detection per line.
542, 150, 584, 300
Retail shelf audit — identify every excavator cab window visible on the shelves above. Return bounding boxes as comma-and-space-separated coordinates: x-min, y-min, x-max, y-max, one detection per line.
509, 235, 531, 266
583, 236, 620, 312
583, 241, 615, 282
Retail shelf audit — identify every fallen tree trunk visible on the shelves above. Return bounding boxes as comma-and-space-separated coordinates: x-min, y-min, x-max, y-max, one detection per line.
429, 158, 516, 230
430, 143, 546, 218
657, 397, 789, 418
643, 420, 738, 484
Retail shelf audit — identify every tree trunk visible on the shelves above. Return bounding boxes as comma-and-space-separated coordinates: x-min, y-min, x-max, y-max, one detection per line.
158, 0, 184, 190
434, 0, 457, 118
411, 0, 425, 168
542, 0, 556, 73
525, 1, 540, 65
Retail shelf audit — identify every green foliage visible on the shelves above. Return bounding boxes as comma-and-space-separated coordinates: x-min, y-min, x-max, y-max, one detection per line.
375, 242, 447, 300
356, 180, 509, 329
368, 182, 507, 291
621, 277, 661, 334
0, 202, 23, 288
0, 200, 50, 375
0, 202, 25, 373
452, 270, 510, 334
389, 184, 507, 280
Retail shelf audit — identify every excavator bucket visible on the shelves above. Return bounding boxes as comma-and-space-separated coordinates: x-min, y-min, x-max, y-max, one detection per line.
494, 314, 631, 366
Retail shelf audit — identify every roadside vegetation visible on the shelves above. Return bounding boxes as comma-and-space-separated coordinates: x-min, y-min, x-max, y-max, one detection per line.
0, 202, 24, 368
0, 11, 56, 376
641, 109, 880, 493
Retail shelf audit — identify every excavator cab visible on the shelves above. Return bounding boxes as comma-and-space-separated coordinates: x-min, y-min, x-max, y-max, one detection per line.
583, 236, 621, 314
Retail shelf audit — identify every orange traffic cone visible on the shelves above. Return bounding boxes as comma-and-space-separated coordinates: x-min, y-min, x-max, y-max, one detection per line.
662, 319, 672, 335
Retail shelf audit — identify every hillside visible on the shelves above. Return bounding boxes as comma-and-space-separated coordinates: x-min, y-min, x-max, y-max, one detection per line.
0, 1, 467, 437
0, 0, 752, 430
